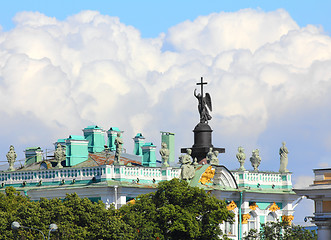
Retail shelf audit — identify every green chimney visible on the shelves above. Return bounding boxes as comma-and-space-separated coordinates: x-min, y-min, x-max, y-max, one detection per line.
133, 133, 145, 156
65, 135, 89, 167
107, 127, 123, 151
160, 131, 175, 163
142, 142, 157, 167
25, 147, 43, 165
83, 125, 105, 153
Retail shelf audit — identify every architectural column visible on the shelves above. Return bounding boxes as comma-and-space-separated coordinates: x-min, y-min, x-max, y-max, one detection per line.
241, 213, 250, 236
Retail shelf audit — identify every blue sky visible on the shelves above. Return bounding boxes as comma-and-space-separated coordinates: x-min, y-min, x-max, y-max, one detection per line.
1, 0, 331, 37
1, 0, 331, 225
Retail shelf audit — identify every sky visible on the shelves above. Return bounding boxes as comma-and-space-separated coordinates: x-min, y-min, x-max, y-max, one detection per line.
1, 0, 331, 224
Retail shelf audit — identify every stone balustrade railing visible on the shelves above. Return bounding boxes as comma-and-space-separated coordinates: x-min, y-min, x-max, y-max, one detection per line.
232, 170, 292, 190
0, 166, 291, 190
0, 165, 181, 187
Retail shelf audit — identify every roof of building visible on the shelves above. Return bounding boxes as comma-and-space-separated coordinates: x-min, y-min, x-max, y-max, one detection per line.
84, 125, 103, 130
74, 152, 142, 168
67, 135, 86, 141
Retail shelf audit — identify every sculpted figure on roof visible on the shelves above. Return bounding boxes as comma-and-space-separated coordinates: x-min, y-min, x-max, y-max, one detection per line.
6, 145, 16, 171
279, 142, 289, 173
236, 146, 246, 171
54, 143, 65, 168
179, 148, 195, 181
160, 142, 170, 167
114, 132, 123, 165
206, 148, 219, 165
250, 149, 261, 172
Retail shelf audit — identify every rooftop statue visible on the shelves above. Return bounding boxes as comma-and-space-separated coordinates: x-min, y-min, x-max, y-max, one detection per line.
179, 148, 195, 181
6, 145, 16, 171
194, 77, 212, 123
160, 142, 170, 167
279, 141, 289, 173
206, 147, 219, 165
236, 146, 246, 171
114, 132, 124, 165
54, 143, 65, 168
250, 149, 261, 172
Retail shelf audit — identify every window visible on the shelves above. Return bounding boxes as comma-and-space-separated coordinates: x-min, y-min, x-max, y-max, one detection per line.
225, 221, 234, 235
224, 211, 235, 235
267, 212, 276, 222
248, 211, 257, 231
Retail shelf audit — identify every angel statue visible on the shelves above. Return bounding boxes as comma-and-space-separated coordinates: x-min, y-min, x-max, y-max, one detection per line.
194, 77, 212, 123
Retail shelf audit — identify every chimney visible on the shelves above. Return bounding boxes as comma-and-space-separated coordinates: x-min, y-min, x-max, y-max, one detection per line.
141, 142, 157, 167
65, 135, 88, 167
24, 147, 43, 165
133, 133, 145, 156
160, 131, 175, 163
83, 125, 105, 153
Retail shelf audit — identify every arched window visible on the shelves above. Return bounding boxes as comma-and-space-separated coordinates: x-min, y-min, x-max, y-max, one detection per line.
224, 211, 235, 235
267, 212, 276, 222
248, 211, 257, 231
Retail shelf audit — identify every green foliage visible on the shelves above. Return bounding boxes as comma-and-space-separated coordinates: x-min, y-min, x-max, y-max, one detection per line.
119, 178, 233, 240
243, 221, 317, 240
0, 187, 131, 240
0, 179, 233, 239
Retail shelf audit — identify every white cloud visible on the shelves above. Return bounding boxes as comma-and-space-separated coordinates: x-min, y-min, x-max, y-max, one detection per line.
0, 9, 331, 175
293, 175, 314, 189
164, 9, 299, 55
318, 162, 329, 168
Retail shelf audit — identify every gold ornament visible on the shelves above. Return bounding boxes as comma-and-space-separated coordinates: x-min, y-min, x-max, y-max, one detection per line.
227, 201, 237, 211
199, 166, 215, 184
249, 202, 259, 211
282, 215, 294, 225
269, 202, 280, 212
242, 213, 251, 224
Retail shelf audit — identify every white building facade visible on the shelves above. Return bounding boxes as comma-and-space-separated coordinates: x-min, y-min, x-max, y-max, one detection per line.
0, 158, 298, 239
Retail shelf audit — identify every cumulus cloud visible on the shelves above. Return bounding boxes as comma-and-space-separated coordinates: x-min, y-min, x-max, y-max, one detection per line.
0, 9, 331, 174
293, 175, 314, 189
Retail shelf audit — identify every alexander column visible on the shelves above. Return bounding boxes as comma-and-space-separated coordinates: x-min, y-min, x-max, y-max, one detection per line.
181, 77, 225, 162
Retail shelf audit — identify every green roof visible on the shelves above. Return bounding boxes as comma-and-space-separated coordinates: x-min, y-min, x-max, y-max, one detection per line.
84, 125, 102, 130
109, 127, 120, 131
25, 147, 42, 151
143, 142, 156, 147
135, 133, 144, 138
67, 135, 86, 140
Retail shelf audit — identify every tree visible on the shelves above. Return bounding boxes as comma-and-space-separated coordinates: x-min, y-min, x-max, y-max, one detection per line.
243, 221, 317, 240
119, 178, 233, 240
0, 179, 233, 239
0, 187, 132, 240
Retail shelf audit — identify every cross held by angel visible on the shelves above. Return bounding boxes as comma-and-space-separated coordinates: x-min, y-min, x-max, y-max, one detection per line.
194, 77, 212, 123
